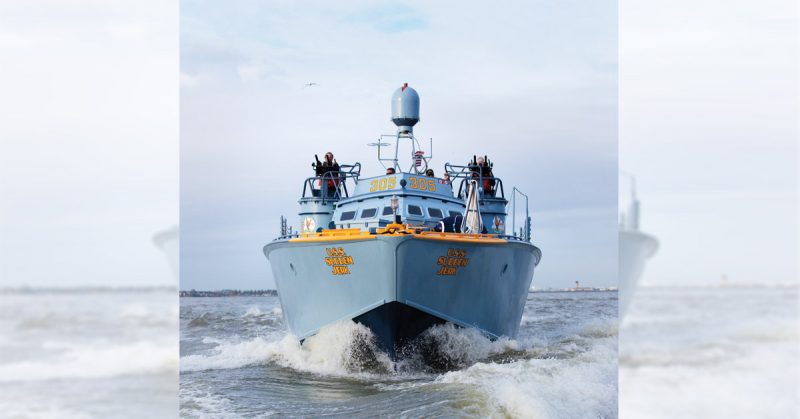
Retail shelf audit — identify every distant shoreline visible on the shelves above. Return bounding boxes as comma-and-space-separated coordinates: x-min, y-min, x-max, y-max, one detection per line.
639, 283, 799, 290
532, 289, 617, 293
177, 289, 617, 297
180, 289, 277, 297
8, 284, 789, 297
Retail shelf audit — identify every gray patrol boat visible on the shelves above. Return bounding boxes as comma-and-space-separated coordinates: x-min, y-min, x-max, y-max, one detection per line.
618, 174, 658, 319
263, 84, 542, 358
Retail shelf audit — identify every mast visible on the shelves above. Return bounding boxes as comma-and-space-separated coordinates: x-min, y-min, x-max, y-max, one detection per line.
371, 83, 433, 174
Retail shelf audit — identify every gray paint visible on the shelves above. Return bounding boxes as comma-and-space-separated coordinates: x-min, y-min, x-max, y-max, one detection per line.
264, 235, 541, 341
390, 84, 420, 134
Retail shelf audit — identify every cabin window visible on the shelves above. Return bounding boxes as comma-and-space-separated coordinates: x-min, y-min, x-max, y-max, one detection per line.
382, 206, 394, 216
360, 208, 377, 219
407, 205, 423, 216
449, 211, 462, 218
428, 208, 443, 218
340, 211, 356, 221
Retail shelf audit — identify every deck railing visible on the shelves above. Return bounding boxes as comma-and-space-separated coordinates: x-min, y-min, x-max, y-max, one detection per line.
301, 163, 361, 204
444, 163, 505, 199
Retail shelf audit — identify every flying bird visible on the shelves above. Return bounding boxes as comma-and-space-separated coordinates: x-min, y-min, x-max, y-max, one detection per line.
304, 82, 319, 88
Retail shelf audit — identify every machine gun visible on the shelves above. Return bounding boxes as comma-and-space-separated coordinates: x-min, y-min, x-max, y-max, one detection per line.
312, 154, 325, 176
469, 155, 493, 170
312, 154, 340, 177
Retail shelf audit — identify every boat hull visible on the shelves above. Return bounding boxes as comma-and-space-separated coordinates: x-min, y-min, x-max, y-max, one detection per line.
264, 235, 540, 357
618, 229, 658, 318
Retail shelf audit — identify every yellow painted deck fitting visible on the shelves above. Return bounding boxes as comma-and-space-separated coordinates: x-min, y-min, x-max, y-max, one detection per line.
415, 231, 507, 244
289, 226, 509, 244
289, 228, 375, 242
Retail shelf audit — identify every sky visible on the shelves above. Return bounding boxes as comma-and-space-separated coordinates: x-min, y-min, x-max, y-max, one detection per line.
1, 1, 792, 291
180, 0, 619, 290
0, 1, 178, 287
619, 0, 798, 286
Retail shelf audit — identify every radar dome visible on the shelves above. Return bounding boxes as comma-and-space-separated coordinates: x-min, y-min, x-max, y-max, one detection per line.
391, 83, 419, 134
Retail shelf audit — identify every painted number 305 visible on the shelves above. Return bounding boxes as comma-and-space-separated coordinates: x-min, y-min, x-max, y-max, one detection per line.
370, 176, 436, 192
369, 177, 397, 192
409, 177, 436, 192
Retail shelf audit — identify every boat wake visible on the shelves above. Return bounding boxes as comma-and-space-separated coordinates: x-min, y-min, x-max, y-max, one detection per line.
180, 293, 618, 418
182, 316, 616, 377
1, 289, 178, 418
182, 321, 394, 376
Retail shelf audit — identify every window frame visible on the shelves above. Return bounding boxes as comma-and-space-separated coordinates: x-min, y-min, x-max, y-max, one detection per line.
427, 207, 444, 218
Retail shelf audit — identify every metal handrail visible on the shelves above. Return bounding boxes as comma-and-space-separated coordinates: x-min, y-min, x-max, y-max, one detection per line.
444, 163, 505, 199
373, 134, 433, 174
511, 187, 530, 242
273, 233, 299, 241
461, 180, 483, 234
301, 163, 362, 204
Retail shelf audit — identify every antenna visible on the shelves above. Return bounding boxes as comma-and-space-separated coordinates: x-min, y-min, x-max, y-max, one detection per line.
619, 171, 640, 230
368, 141, 392, 169
619, 171, 637, 200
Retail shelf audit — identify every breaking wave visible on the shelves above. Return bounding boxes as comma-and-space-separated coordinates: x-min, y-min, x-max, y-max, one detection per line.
243, 306, 263, 317
182, 317, 617, 379
0, 340, 177, 382
437, 340, 618, 418
181, 320, 394, 376
180, 292, 619, 418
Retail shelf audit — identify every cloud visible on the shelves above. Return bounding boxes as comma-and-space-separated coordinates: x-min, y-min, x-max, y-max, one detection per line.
236, 62, 265, 83
180, 0, 619, 290
342, 4, 428, 33
0, 0, 179, 287
180, 72, 202, 87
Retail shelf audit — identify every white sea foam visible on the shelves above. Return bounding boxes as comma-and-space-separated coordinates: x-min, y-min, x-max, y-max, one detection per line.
0, 290, 178, 418
438, 335, 618, 418
181, 320, 393, 376
1, 398, 93, 419
243, 306, 263, 317
620, 288, 799, 419
0, 340, 177, 382
180, 386, 242, 419
201, 336, 226, 345
180, 292, 619, 417
118, 303, 154, 319
421, 323, 521, 361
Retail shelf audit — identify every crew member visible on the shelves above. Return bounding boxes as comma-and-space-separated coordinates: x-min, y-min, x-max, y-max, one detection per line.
470, 156, 495, 196
425, 168, 435, 177
313, 152, 340, 197
386, 167, 396, 175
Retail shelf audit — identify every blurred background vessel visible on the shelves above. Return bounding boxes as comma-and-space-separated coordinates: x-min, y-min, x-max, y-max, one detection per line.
153, 226, 179, 282
618, 173, 658, 319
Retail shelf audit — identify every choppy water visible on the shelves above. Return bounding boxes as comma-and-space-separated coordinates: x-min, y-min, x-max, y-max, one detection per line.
180, 292, 618, 418
0, 289, 178, 418
620, 287, 800, 419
